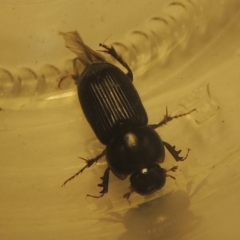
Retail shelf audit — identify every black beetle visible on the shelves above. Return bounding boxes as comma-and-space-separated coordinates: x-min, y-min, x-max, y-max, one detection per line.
60, 31, 195, 199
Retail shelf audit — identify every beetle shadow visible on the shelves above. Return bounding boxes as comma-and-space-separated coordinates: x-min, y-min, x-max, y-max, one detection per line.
99, 170, 215, 239
99, 190, 200, 240
122, 190, 200, 240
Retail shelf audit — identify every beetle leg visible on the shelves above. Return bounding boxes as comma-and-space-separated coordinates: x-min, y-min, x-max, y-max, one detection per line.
87, 167, 110, 198
149, 107, 196, 129
163, 141, 190, 161
62, 150, 105, 187
123, 188, 134, 200
99, 43, 133, 81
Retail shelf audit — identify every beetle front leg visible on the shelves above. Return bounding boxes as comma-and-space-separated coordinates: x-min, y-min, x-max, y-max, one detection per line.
149, 107, 196, 129
62, 150, 105, 187
163, 141, 190, 161
99, 43, 133, 81
87, 167, 110, 198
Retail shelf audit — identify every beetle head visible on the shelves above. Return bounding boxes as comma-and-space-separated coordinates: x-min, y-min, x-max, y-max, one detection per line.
129, 164, 166, 196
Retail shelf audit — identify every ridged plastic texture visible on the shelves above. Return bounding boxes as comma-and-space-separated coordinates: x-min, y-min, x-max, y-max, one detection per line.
0, 0, 235, 111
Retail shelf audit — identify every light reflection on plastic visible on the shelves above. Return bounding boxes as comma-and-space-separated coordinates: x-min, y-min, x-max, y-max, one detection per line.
45, 91, 76, 100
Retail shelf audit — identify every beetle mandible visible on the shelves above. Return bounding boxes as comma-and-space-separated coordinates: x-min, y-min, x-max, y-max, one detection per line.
60, 31, 196, 199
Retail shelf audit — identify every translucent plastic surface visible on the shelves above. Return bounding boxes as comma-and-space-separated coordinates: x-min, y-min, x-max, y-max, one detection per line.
1, 1, 240, 239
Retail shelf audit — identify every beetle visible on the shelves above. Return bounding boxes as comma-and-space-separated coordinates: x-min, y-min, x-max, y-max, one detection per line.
60, 31, 196, 199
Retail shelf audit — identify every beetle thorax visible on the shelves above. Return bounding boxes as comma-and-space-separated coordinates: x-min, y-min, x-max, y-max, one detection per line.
106, 126, 165, 180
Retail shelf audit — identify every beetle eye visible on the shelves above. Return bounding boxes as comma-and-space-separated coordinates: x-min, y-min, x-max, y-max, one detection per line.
130, 165, 166, 195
